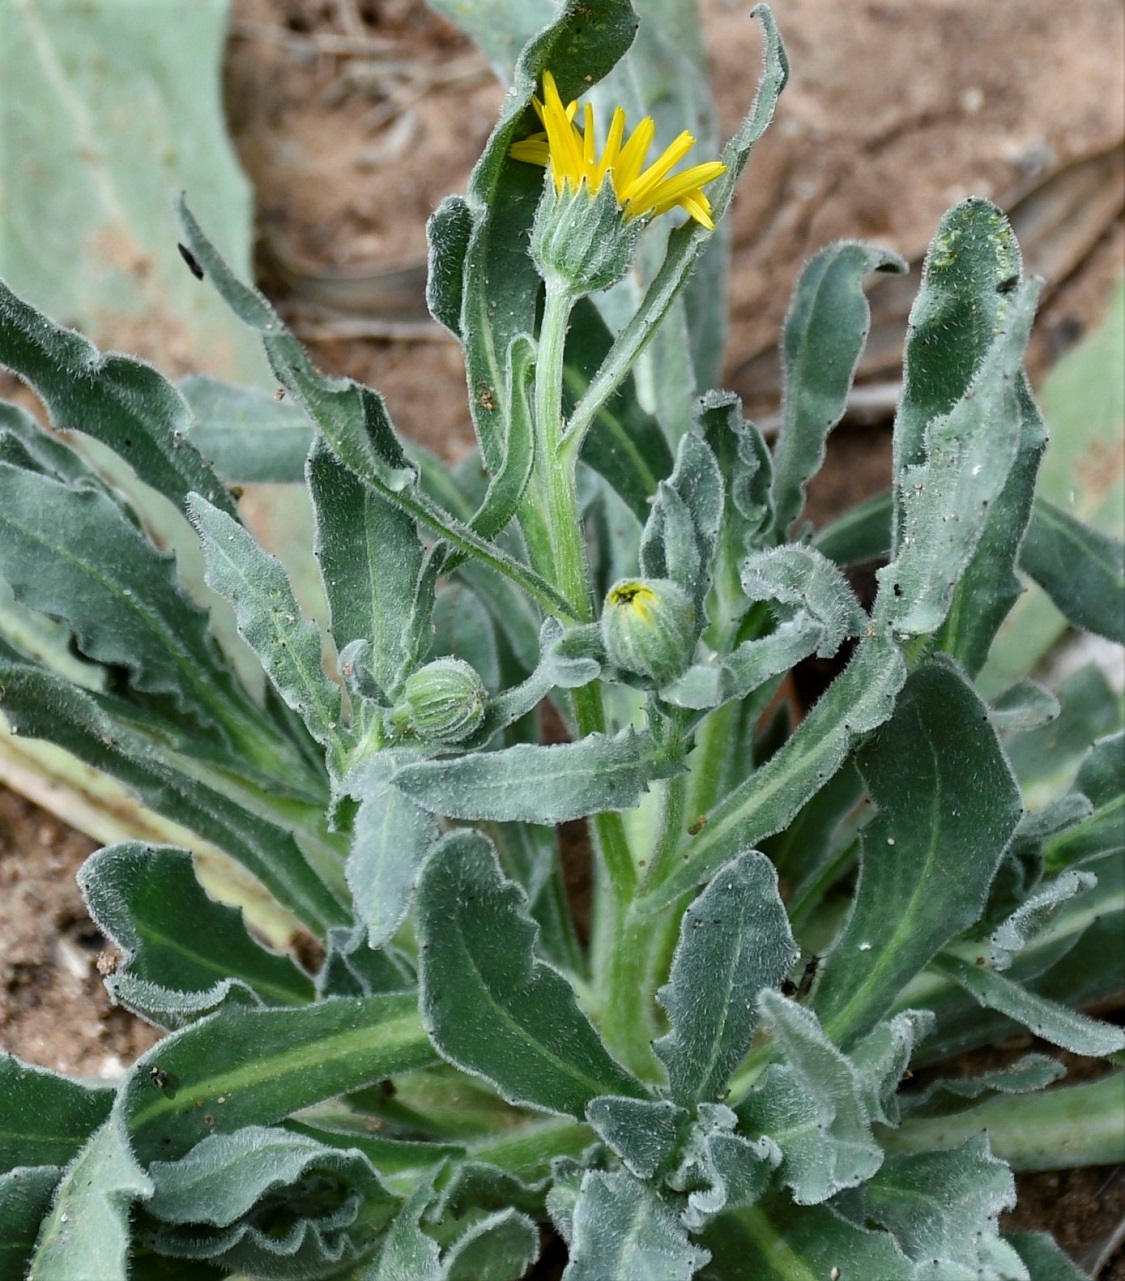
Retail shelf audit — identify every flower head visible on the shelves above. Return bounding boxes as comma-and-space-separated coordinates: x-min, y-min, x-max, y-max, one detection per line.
512, 71, 727, 230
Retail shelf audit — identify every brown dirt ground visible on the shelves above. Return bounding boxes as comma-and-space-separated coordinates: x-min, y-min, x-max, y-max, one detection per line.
2, 0, 1123, 1272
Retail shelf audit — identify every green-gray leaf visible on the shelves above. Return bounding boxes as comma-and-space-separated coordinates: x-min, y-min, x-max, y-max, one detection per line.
865, 1135, 1021, 1276
699, 1197, 911, 1281
393, 728, 659, 823
25, 1120, 151, 1281
0, 1054, 112, 1172
655, 852, 798, 1105
0, 279, 237, 518
145, 1124, 390, 1228
416, 831, 643, 1117
813, 658, 1023, 1048
771, 241, 907, 538
442, 1208, 539, 1281
78, 842, 314, 1027
0, 460, 240, 736
740, 992, 883, 1204
932, 951, 1125, 1058
641, 632, 905, 914
118, 994, 434, 1165
877, 277, 1040, 636
347, 752, 440, 948
1021, 497, 1125, 644
309, 439, 424, 698
189, 493, 347, 769
0, 1165, 59, 1281
180, 374, 314, 483
0, 647, 347, 936
585, 1096, 687, 1181
565, 1170, 710, 1281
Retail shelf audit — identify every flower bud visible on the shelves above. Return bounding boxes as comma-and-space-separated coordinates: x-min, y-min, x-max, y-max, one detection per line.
391, 658, 487, 744
601, 578, 695, 685
530, 174, 641, 296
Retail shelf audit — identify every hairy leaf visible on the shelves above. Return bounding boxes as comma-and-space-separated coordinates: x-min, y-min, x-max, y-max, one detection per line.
877, 277, 1040, 636
699, 1195, 911, 1281
865, 1135, 1021, 1276
771, 241, 907, 537
176, 199, 571, 620
0, 1054, 112, 1173
181, 375, 314, 483
641, 633, 905, 914
813, 658, 1022, 1047
934, 376, 1047, 675
118, 995, 434, 1164
1021, 497, 1125, 644
666, 1103, 779, 1230
739, 992, 882, 1203
568, 298, 673, 523
416, 831, 643, 1117
566, 1170, 710, 1281
932, 952, 1125, 1058
641, 432, 724, 620
347, 752, 441, 949
425, 195, 473, 339
655, 852, 798, 1105
1007, 1231, 1090, 1281
393, 728, 659, 823
189, 495, 347, 770
585, 1097, 687, 1181
0, 650, 347, 935
363, 1177, 442, 1281
0, 1166, 60, 1281
0, 461, 240, 734
442, 1208, 539, 1281
145, 1125, 390, 1227
309, 440, 425, 698
79, 842, 314, 1027
0, 280, 237, 518
26, 1120, 151, 1281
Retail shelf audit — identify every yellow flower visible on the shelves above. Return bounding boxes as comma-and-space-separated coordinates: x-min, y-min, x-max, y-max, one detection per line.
512, 71, 727, 230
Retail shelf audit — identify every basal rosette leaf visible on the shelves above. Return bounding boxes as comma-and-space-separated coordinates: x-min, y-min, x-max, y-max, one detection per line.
0, 1054, 113, 1174
79, 842, 315, 1029
116, 996, 435, 1166
864, 1134, 1027, 1279
0, 645, 347, 935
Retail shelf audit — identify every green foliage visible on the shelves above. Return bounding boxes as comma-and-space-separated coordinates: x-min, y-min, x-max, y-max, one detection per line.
0, 2, 1121, 1277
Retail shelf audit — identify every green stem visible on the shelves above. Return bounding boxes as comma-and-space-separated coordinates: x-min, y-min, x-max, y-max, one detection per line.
533, 277, 589, 619
526, 276, 654, 1072
641, 766, 688, 893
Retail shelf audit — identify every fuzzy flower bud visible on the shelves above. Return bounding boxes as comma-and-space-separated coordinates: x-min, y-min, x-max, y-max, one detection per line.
601, 577, 695, 685
391, 657, 487, 744
530, 174, 641, 295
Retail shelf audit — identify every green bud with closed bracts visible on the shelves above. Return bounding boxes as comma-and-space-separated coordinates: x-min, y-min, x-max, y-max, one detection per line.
530, 174, 642, 297
601, 577, 696, 685
390, 657, 487, 744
